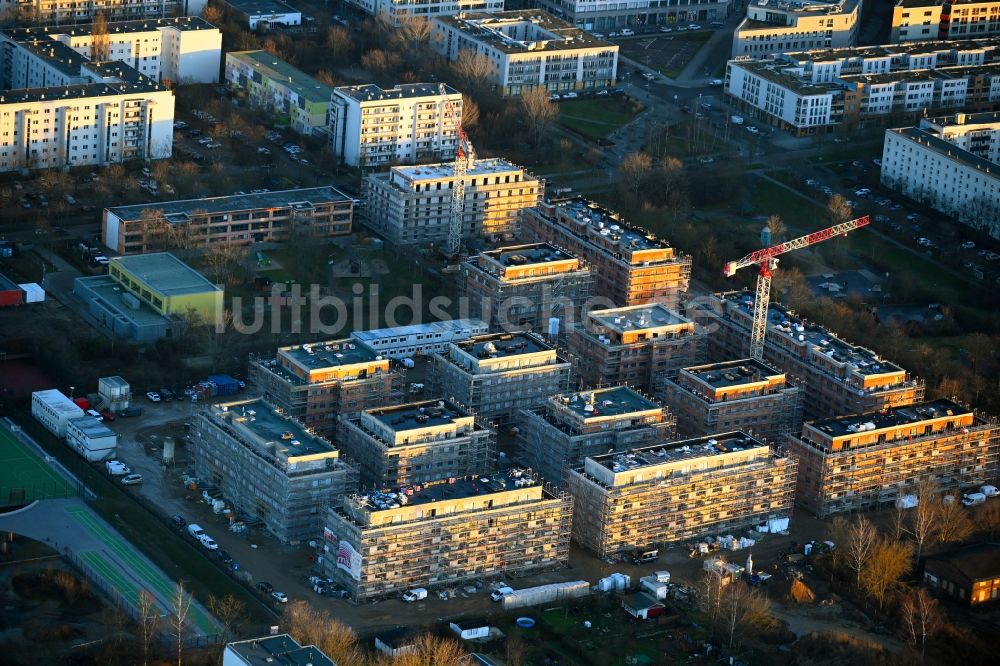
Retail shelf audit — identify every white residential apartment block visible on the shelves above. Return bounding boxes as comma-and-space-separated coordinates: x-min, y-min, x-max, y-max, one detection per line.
534, 0, 731, 33
345, 0, 503, 22
891, 0, 1000, 43
432, 11, 619, 96
725, 38, 1000, 134
329, 83, 461, 167
732, 0, 861, 58
882, 112, 1000, 237
0, 18, 222, 86
363, 158, 542, 244
1, 0, 208, 24
225, 51, 332, 136
0, 62, 174, 173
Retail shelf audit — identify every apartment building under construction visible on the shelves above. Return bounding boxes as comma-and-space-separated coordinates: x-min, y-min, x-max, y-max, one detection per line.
518, 386, 676, 486
430, 332, 572, 428
788, 398, 1000, 516
697, 292, 924, 419
567, 432, 798, 558
249, 339, 400, 433
191, 398, 357, 543
461, 243, 592, 340
323, 470, 572, 601
662, 359, 803, 443
569, 304, 701, 397
338, 399, 495, 490
520, 198, 691, 309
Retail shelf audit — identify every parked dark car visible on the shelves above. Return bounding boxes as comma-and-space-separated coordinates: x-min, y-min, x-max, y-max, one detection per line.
256, 581, 274, 594
171, 514, 186, 528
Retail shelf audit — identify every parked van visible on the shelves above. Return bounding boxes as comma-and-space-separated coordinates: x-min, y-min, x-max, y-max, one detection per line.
402, 588, 428, 602
490, 586, 514, 602
187, 523, 205, 539
730, 115, 745, 125
620, 28, 635, 37
981, 485, 998, 497
962, 492, 987, 507
632, 549, 659, 565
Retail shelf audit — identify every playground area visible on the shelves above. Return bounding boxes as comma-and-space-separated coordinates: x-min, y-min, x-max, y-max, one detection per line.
0, 424, 75, 507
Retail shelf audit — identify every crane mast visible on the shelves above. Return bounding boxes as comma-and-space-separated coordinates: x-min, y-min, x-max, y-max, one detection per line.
440, 84, 476, 257
723, 215, 870, 361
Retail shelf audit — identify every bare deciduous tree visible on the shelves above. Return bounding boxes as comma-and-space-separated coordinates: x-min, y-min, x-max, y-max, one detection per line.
859, 537, 913, 610
361, 49, 402, 77
450, 49, 496, 100
461, 95, 480, 131
204, 243, 248, 287
91, 12, 111, 61
137, 589, 160, 666
207, 594, 245, 645
202, 3, 223, 24
171, 581, 192, 666
827, 193, 853, 225
974, 499, 1000, 538
326, 26, 355, 61
282, 601, 366, 666
618, 151, 653, 200
826, 515, 849, 573
900, 587, 941, 658
700, 568, 776, 649
846, 515, 877, 588
766, 214, 787, 244
520, 86, 558, 147
907, 478, 941, 560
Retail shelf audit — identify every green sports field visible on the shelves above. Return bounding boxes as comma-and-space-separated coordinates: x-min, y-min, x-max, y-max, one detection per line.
0, 426, 75, 507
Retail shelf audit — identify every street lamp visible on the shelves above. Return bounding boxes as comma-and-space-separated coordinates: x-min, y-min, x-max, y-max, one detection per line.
69, 386, 75, 399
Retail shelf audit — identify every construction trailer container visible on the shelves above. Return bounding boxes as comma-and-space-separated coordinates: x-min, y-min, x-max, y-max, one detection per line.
18, 283, 44, 303
98, 376, 131, 413
207, 374, 241, 396
501, 580, 590, 609
65, 416, 117, 461
32, 389, 85, 437
0, 273, 24, 307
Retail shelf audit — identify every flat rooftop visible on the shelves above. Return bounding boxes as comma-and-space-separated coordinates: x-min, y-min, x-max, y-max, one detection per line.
555, 198, 669, 252
747, 0, 858, 15
555, 386, 659, 419
360, 469, 539, 510
732, 60, 844, 97
106, 187, 351, 222
842, 62, 1000, 86
589, 304, 687, 333
351, 318, 488, 343
225, 635, 335, 666
683, 359, 783, 389
283, 340, 380, 368
456, 332, 552, 359
368, 399, 469, 433
722, 293, 903, 376
482, 243, 575, 267
6, 16, 216, 41
68, 416, 115, 438
808, 398, 967, 438
223, 0, 301, 16
392, 158, 524, 182
926, 110, 1000, 128
890, 126, 999, 174
75, 275, 176, 327
592, 431, 767, 472
334, 82, 459, 102
111, 253, 220, 296
215, 399, 334, 457
227, 51, 333, 104
435, 11, 615, 54
33, 389, 84, 417
0, 272, 19, 290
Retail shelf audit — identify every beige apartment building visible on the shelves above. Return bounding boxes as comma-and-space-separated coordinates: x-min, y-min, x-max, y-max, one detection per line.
567, 432, 798, 557
662, 359, 803, 443
249, 339, 400, 433
788, 399, 1000, 516
733, 0, 861, 57
891, 0, 1000, 43
461, 243, 592, 339
337, 399, 495, 490
521, 199, 691, 309
103, 188, 353, 255
696, 292, 924, 419
430, 332, 571, 427
3, 0, 207, 23
323, 471, 573, 601
363, 159, 542, 245
518, 385, 676, 486
569, 304, 701, 397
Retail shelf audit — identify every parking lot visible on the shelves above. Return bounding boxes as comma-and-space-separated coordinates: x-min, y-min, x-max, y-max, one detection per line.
614, 30, 713, 78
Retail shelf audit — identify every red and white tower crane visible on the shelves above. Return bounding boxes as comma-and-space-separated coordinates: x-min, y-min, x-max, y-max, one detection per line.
723, 215, 871, 361
439, 83, 476, 257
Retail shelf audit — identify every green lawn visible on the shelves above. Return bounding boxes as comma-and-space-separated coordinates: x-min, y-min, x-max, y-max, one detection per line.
0, 426, 75, 506
559, 97, 643, 141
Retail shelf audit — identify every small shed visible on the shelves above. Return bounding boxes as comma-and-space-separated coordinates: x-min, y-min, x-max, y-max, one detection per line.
449, 618, 491, 640
373, 626, 417, 658
622, 592, 666, 620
